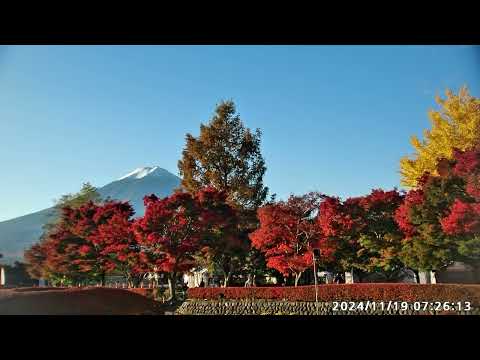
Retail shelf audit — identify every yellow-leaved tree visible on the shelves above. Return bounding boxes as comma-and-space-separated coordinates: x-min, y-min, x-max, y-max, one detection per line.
400, 86, 480, 188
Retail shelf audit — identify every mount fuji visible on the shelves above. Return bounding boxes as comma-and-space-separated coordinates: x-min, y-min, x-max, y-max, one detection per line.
99, 166, 181, 215
0, 167, 181, 264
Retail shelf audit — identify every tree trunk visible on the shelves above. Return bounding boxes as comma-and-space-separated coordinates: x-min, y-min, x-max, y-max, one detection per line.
245, 273, 254, 287
412, 269, 420, 284
132, 274, 142, 288
418, 271, 429, 284
223, 272, 231, 288
294, 272, 303, 287
294, 275, 298, 287
345, 269, 354, 284
168, 273, 177, 301
244, 274, 250, 287
100, 272, 106, 287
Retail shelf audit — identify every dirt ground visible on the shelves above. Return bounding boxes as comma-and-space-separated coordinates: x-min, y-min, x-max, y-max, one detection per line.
0, 287, 169, 315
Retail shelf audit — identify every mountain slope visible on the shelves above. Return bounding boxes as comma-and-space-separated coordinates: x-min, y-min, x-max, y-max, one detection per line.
98, 167, 181, 216
0, 208, 57, 262
0, 167, 181, 264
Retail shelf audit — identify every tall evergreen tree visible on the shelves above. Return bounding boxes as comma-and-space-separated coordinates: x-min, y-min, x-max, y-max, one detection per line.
178, 100, 269, 212
41, 182, 102, 235
53, 182, 102, 210
178, 100, 270, 283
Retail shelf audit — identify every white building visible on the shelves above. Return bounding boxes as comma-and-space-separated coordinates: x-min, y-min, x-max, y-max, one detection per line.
183, 268, 209, 288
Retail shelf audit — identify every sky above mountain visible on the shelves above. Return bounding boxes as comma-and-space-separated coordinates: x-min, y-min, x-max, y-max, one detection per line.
0, 45, 479, 222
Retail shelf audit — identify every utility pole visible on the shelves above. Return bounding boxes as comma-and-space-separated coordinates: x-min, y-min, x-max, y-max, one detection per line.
313, 248, 321, 315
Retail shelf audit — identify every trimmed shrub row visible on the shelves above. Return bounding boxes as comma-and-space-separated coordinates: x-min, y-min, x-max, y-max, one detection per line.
126, 288, 154, 298
187, 284, 480, 304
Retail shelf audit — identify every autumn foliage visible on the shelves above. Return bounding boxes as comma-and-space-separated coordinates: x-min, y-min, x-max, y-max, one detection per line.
250, 193, 328, 286
178, 100, 269, 211
194, 187, 242, 287
188, 283, 480, 304
131, 187, 241, 299
23, 91, 480, 295
24, 187, 242, 298
133, 192, 202, 275
316, 189, 405, 275
400, 86, 480, 188
25, 201, 139, 286
395, 144, 480, 273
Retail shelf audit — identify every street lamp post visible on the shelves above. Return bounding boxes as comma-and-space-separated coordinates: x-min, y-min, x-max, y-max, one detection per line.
313, 248, 321, 315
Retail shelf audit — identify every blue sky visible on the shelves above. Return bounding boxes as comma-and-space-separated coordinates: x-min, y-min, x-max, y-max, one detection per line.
0, 45, 478, 221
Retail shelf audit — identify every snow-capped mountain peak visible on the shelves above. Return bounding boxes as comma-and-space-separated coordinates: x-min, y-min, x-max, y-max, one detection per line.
118, 166, 166, 180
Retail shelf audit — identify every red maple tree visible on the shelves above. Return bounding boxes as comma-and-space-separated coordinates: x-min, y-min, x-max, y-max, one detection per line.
439, 146, 480, 262
249, 192, 325, 286
194, 186, 242, 287
394, 189, 424, 239
133, 191, 205, 300
25, 201, 141, 286
25, 230, 81, 285
91, 201, 145, 286
317, 189, 405, 277
64, 201, 133, 285
441, 199, 480, 236
26, 220, 93, 285
316, 195, 365, 273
